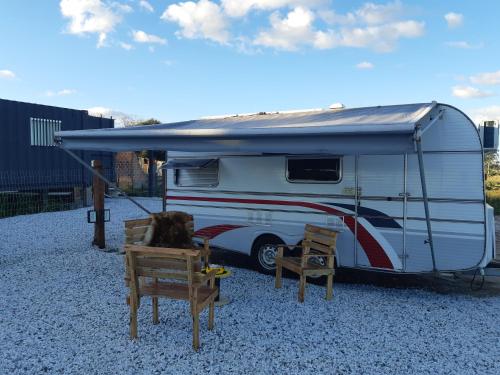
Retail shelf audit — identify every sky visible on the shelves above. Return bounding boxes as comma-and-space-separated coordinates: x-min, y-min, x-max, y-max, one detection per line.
0, 0, 499, 126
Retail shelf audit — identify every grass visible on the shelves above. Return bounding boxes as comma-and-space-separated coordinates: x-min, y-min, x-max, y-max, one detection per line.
486, 190, 500, 214
485, 175, 500, 214
0, 192, 78, 218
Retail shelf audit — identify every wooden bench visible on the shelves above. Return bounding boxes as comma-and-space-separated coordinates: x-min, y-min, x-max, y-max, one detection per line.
275, 224, 338, 302
125, 244, 218, 350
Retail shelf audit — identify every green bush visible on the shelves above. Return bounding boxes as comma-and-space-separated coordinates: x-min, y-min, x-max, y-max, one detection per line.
486, 190, 500, 215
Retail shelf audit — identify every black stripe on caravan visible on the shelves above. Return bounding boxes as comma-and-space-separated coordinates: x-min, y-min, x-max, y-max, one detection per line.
327, 203, 402, 229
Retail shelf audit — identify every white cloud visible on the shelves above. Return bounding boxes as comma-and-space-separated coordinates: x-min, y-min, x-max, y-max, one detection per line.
318, 9, 356, 25
445, 40, 483, 49
355, 0, 403, 25
319, 1, 403, 27
254, 6, 316, 51
87, 106, 138, 127
161, 0, 230, 43
45, 89, 77, 97
139, 0, 154, 12
333, 20, 425, 52
221, 0, 325, 18
119, 41, 133, 50
162, 1, 424, 52
254, 5, 424, 52
470, 70, 500, 86
444, 12, 463, 28
452, 85, 494, 99
356, 61, 374, 69
132, 30, 167, 44
0, 69, 16, 79
59, 0, 132, 47
97, 32, 107, 48
467, 105, 500, 124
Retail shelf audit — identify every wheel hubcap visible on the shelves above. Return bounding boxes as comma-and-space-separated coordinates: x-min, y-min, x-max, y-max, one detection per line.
258, 244, 277, 270
308, 256, 326, 278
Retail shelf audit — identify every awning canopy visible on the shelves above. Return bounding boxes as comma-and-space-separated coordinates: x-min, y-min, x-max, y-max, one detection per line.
163, 158, 218, 169
55, 103, 436, 155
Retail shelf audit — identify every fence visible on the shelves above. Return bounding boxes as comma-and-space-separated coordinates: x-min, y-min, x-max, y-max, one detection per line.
0, 156, 164, 218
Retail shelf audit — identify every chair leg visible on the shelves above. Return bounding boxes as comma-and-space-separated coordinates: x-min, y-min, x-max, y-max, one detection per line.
208, 300, 215, 330
152, 297, 159, 324
193, 313, 200, 351
275, 262, 283, 289
130, 298, 138, 339
298, 275, 306, 303
326, 274, 333, 300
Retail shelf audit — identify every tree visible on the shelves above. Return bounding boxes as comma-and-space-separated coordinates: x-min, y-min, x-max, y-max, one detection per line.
485, 150, 500, 179
126, 118, 162, 127
127, 119, 165, 161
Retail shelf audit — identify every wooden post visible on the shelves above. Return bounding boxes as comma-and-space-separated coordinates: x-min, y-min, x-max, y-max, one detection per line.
92, 160, 105, 249
161, 167, 166, 212
148, 150, 155, 197
162, 151, 168, 212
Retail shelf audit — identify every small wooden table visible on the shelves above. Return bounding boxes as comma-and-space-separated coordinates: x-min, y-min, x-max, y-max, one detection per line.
203, 266, 232, 306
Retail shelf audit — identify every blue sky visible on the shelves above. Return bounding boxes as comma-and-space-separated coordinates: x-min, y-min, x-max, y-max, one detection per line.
0, 0, 499, 125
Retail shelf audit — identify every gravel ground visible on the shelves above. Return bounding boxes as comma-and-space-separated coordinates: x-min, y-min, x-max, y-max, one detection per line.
0, 198, 499, 375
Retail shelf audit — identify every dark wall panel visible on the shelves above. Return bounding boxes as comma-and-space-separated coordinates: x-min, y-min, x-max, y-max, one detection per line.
0, 98, 114, 189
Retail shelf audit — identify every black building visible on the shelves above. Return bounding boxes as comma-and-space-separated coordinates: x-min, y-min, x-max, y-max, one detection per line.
0, 98, 114, 215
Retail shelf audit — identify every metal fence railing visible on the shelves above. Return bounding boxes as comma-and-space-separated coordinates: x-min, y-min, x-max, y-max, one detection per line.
0, 157, 164, 218
111, 159, 163, 198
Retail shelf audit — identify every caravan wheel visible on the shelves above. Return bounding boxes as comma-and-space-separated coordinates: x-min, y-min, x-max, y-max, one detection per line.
251, 235, 283, 275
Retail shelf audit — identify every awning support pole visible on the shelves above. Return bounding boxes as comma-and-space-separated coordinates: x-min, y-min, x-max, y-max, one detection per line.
414, 125, 437, 272
60, 148, 152, 215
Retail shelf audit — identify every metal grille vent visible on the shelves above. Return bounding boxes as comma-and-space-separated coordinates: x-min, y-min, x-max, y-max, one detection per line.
30, 118, 62, 146
175, 161, 219, 187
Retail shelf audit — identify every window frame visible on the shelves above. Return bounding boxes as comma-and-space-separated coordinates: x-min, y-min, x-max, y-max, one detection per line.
173, 159, 220, 187
285, 156, 343, 184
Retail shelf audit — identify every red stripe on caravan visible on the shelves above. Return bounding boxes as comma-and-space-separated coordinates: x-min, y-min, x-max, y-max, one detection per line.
167, 195, 393, 269
194, 224, 245, 239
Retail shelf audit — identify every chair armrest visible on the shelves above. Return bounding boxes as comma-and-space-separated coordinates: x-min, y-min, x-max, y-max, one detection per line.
192, 237, 211, 252
302, 253, 334, 258
193, 235, 210, 243
193, 269, 217, 287
277, 244, 303, 248
276, 244, 303, 259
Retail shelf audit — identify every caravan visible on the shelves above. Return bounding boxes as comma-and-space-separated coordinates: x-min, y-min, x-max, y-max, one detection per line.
56, 102, 497, 275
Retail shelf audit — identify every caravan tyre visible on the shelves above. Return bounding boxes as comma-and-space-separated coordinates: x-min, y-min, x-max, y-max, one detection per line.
251, 235, 283, 275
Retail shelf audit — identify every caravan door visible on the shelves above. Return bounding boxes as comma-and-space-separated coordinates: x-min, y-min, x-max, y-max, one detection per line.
355, 155, 406, 271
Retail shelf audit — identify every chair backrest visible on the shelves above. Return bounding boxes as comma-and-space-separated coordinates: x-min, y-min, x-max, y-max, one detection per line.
125, 218, 152, 245
124, 211, 194, 247
304, 224, 338, 254
125, 244, 201, 285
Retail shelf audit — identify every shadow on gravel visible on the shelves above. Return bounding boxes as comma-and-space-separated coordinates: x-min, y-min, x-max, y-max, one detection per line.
210, 248, 500, 298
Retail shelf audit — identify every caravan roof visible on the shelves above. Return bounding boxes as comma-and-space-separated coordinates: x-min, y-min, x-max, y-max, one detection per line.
55, 102, 444, 154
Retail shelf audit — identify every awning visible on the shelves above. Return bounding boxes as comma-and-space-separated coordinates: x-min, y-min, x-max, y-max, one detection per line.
55, 103, 437, 155
163, 158, 218, 169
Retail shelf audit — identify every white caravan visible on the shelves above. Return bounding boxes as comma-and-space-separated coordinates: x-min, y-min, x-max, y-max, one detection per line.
56, 102, 497, 274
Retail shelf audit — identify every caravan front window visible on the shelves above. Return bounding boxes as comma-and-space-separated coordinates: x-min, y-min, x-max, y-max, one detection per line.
174, 160, 219, 187
286, 157, 341, 183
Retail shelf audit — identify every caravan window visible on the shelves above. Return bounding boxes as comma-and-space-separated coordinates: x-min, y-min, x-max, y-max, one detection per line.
287, 157, 341, 183
174, 160, 219, 187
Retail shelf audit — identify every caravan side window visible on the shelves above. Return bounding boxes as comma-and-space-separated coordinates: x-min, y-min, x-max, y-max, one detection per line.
174, 161, 219, 187
287, 157, 341, 183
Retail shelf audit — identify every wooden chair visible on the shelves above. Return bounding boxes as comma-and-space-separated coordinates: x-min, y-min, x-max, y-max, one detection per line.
125, 244, 218, 350
275, 224, 338, 303
124, 211, 211, 267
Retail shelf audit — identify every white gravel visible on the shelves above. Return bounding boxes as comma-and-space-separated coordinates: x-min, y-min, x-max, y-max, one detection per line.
0, 198, 499, 375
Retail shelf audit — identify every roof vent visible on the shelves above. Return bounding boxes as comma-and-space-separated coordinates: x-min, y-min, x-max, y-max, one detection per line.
329, 103, 345, 110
